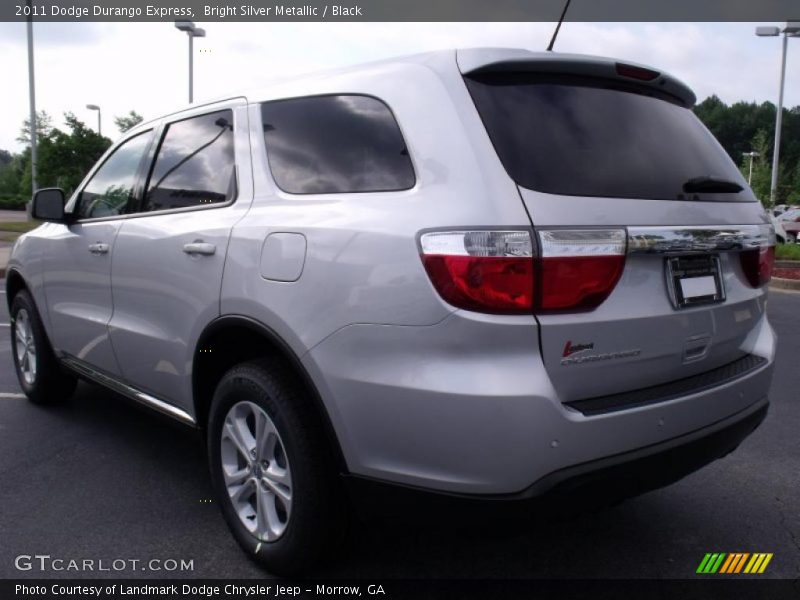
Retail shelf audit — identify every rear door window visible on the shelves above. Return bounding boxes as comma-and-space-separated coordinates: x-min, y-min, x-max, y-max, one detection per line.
260, 95, 415, 194
142, 110, 236, 212
465, 73, 754, 202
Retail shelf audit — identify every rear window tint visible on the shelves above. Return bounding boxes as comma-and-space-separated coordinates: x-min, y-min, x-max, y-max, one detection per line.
465, 73, 754, 202
260, 95, 415, 194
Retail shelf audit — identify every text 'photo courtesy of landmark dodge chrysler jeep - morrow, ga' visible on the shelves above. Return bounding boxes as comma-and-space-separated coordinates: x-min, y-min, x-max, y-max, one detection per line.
8, 48, 776, 574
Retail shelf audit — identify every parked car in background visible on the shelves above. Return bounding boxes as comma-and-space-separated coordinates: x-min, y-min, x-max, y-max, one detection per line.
771, 213, 788, 243
772, 204, 790, 217
778, 208, 800, 242
6, 48, 777, 574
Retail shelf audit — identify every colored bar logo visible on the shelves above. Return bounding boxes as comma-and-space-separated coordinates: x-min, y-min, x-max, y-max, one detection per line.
696, 553, 773, 574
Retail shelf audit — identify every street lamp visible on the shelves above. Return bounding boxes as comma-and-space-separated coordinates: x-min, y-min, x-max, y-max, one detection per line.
174, 21, 206, 103
743, 151, 760, 185
756, 21, 799, 205
26, 1, 37, 195
86, 104, 101, 136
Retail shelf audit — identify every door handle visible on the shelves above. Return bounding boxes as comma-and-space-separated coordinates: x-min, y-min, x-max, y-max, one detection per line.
88, 242, 110, 255
182, 242, 216, 256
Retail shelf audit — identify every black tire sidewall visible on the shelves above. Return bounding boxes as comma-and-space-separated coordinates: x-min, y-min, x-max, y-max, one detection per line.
10, 293, 36, 395
207, 362, 341, 575
10, 290, 76, 404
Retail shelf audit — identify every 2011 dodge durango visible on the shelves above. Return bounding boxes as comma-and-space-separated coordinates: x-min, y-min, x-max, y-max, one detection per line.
8, 48, 776, 573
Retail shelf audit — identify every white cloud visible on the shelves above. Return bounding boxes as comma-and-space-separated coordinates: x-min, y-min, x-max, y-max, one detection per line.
1, 22, 798, 153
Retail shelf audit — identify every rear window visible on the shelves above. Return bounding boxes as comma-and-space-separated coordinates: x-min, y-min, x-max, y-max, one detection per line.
465, 73, 754, 202
260, 95, 415, 194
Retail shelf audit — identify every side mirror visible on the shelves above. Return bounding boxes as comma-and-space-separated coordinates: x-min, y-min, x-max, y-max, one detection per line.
32, 188, 68, 223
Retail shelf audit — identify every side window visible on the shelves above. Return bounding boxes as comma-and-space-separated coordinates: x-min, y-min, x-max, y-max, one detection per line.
143, 110, 235, 212
76, 131, 151, 219
261, 95, 415, 194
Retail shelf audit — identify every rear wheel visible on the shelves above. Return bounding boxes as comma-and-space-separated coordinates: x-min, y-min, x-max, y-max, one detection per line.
10, 290, 77, 404
207, 360, 346, 575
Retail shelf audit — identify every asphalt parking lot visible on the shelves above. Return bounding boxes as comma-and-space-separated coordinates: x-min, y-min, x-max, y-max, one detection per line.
0, 286, 798, 580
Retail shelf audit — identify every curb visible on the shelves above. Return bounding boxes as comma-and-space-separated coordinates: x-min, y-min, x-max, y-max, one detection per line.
773, 260, 800, 290
770, 277, 800, 291
775, 260, 800, 269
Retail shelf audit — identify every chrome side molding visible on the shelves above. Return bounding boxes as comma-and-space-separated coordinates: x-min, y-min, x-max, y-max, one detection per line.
61, 355, 196, 427
627, 224, 774, 255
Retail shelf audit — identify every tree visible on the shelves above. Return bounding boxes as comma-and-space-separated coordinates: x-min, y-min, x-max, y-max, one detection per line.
16, 110, 54, 145
739, 130, 772, 206
114, 110, 144, 133
695, 97, 800, 205
0, 149, 27, 207
35, 112, 112, 196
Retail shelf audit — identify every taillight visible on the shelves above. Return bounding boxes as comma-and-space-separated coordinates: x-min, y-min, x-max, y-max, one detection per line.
739, 225, 776, 288
419, 229, 626, 314
740, 246, 775, 288
420, 231, 534, 314
537, 229, 627, 311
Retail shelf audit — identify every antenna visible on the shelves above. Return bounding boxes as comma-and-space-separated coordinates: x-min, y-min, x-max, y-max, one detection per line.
547, 0, 573, 52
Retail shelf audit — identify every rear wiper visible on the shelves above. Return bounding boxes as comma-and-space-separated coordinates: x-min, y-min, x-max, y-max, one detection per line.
682, 176, 743, 194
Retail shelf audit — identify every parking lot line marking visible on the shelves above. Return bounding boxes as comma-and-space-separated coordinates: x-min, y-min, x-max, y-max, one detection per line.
0, 323, 9, 327
0, 392, 25, 399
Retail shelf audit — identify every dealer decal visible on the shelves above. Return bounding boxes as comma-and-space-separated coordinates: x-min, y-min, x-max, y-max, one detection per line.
560, 340, 641, 366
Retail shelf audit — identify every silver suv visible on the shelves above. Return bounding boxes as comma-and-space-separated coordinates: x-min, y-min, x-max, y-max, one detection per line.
9, 49, 776, 573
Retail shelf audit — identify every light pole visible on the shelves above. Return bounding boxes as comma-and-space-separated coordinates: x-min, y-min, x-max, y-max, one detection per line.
86, 104, 101, 136
756, 22, 799, 205
743, 151, 760, 185
174, 21, 206, 103
26, 1, 37, 195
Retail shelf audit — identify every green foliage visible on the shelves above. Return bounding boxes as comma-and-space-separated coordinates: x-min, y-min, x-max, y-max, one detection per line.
776, 243, 800, 261
36, 112, 112, 196
694, 96, 800, 206
113, 110, 144, 133
16, 110, 54, 145
738, 130, 772, 204
0, 148, 28, 207
0, 112, 113, 205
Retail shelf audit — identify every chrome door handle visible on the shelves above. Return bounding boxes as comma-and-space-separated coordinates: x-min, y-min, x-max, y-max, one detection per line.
182, 242, 216, 256
88, 242, 110, 255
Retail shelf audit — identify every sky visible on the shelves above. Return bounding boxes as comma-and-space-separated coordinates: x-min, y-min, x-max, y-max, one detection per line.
0, 21, 798, 152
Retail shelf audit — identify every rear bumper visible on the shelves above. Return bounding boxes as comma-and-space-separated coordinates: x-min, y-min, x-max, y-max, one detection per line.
345, 397, 768, 506
304, 310, 775, 495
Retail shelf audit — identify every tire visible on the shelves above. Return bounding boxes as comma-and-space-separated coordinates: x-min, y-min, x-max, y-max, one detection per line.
207, 360, 346, 575
10, 289, 77, 404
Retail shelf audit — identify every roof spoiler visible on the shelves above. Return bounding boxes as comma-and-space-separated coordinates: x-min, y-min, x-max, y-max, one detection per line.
457, 48, 696, 107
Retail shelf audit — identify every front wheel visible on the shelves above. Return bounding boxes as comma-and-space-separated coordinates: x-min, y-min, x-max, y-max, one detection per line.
207, 360, 346, 575
10, 290, 77, 404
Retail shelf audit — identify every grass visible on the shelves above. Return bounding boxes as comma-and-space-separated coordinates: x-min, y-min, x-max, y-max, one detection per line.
0, 220, 41, 243
776, 243, 800, 261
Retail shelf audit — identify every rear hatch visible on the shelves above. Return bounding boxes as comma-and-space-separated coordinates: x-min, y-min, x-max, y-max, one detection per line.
460, 50, 774, 403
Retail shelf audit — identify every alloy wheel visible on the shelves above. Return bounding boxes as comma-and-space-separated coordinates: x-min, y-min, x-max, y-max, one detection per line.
14, 308, 37, 386
220, 400, 293, 541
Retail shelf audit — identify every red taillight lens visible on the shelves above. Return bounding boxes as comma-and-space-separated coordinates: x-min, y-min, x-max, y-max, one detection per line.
420, 229, 626, 314
615, 62, 660, 81
420, 231, 534, 314
422, 255, 534, 314
740, 246, 775, 287
539, 255, 626, 311
537, 229, 627, 311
